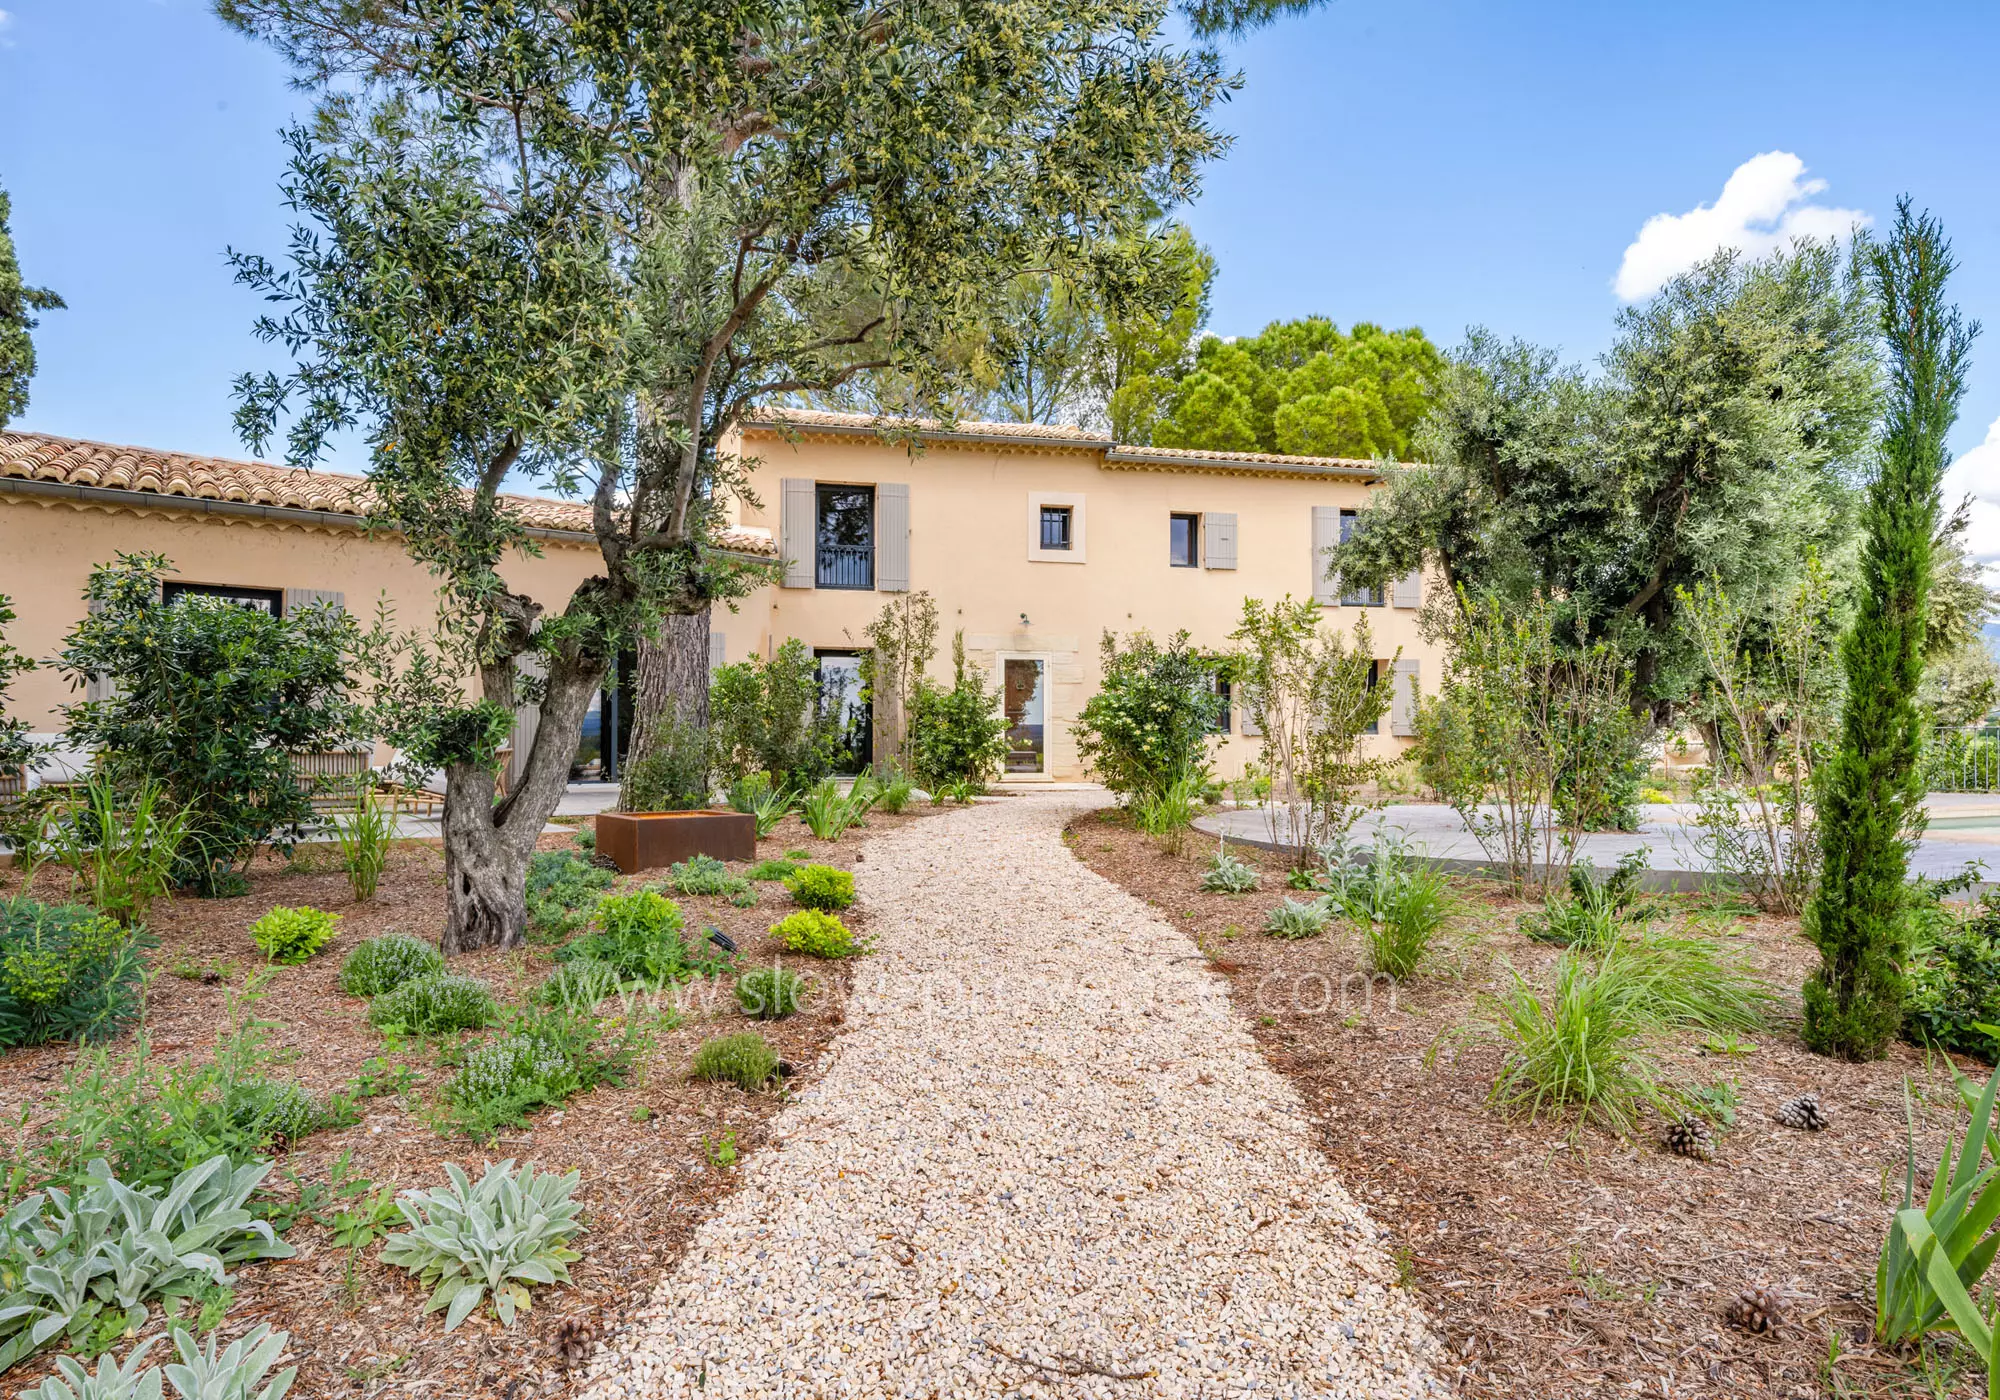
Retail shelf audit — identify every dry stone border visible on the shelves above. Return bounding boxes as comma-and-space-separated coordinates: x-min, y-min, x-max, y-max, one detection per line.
584, 792, 1438, 1397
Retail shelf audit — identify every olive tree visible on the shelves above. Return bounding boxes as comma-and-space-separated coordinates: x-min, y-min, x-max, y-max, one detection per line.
219, 0, 1232, 950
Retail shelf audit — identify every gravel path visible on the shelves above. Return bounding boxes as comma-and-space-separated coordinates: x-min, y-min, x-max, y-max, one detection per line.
585, 793, 1437, 1398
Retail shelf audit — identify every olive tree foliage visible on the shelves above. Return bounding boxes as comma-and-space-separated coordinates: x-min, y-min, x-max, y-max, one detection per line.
216, 0, 1234, 951
1677, 556, 1842, 915
1329, 242, 1879, 716
1413, 593, 1636, 897
1227, 597, 1392, 867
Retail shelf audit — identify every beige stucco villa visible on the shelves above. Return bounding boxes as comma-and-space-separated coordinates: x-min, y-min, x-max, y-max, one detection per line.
0, 413, 1438, 786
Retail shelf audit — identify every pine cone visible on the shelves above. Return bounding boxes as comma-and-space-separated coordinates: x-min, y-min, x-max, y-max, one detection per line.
1725, 1284, 1785, 1335
1774, 1092, 1828, 1132
1663, 1116, 1714, 1161
590, 852, 621, 873
551, 1316, 598, 1369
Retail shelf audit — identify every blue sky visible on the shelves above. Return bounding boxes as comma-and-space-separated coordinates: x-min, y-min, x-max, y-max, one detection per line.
5, 0, 2000, 540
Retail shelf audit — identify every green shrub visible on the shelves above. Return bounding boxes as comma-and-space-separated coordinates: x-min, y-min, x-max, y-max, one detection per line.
227, 1078, 341, 1148
1072, 628, 1221, 799
692, 1032, 780, 1090
745, 858, 798, 882
1262, 898, 1330, 940
368, 973, 498, 1035
446, 1018, 595, 1131
909, 633, 1011, 791
338, 933, 444, 998
573, 826, 596, 851
58, 554, 356, 895
771, 909, 865, 958
1907, 897, 2000, 1058
250, 906, 339, 965
872, 773, 915, 814
532, 958, 622, 1011
1133, 773, 1204, 855
663, 855, 751, 900
561, 890, 729, 984
1199, 844, 1260, 894
0, 896, 152, 1046
710, 640, 841, 791
783, 864, 854, 912
380, 1160, 583, 1329
619, 708, 713, 812
525, 851, 613, 939
735, 966, 806, 1020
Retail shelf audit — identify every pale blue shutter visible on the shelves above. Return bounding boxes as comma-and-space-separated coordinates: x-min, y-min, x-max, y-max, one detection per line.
1310, 507, 1341, 605
1203, 512, 1237, 570
780, 479, 815, 588
876, 482, 910, 592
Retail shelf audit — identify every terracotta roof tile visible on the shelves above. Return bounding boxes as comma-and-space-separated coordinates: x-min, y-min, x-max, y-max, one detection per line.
746, 407, 1111, 446
0, 432, 778, 557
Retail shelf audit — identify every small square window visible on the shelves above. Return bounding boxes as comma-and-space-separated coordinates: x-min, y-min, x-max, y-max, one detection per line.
1040, 506, 1072, 551
1170, 513, 1200, 568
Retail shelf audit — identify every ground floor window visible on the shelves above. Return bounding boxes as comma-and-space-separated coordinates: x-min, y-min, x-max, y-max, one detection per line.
1002, 656, 1046, 775
815, 649, 872, 775
572, 649, 636, 782
161, 581, 282, 613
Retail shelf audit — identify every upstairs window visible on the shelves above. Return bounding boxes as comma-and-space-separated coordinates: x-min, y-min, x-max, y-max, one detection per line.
816, 484, 875, 590
1040, 505, 1073, 551
1169, 513, 1200, 568
1339, 510, 1383, 606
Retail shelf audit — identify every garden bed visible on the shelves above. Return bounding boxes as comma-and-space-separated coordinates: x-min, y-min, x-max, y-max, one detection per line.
1066, 808, 1987, 1400
0, 805, 931, 1399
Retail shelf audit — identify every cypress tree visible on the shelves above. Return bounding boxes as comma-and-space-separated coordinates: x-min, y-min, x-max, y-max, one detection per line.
1803, 200, 1977, 1059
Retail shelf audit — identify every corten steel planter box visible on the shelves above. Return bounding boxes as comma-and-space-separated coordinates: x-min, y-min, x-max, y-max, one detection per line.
595, 810, 757, 874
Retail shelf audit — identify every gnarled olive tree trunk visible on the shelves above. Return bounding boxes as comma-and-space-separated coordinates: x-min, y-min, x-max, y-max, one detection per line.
440, 656, 604, 954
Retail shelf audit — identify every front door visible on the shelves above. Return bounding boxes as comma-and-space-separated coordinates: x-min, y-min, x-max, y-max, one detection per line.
1002, 657, 1046, 776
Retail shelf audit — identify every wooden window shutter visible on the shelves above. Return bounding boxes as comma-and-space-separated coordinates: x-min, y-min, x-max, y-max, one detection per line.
1203, 512, 1237, 570
1239, 686, 1263, 737
1392, 570, 1423, 609
708, 631, 727, 671
876, 482, 910, 592
1310, 506, 1341, 605
283, 588, 346, 616
1390, 658, 1420, 737
779, 478, 815, 588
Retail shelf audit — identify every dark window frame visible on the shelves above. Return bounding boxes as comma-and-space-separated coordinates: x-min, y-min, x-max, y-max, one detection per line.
815, 483, 876, 590
1208, 675, 1232, 735
161, 581, 285, 614
1169, 512, 1200, 568
1039, 505, 1073, 551
1338, 510, 1384, 607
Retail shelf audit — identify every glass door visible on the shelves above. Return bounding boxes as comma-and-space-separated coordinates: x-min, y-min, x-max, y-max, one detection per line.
1003, 657, 1046, 775
814, 650, 873, 775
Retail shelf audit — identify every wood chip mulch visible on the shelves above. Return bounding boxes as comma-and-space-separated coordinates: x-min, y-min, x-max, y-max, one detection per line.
0, 808, 934, 1400
1065, 808, 1987, 1400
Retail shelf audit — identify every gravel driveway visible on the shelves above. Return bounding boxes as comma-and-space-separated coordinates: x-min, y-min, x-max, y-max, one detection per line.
584, 792, 1437, 1398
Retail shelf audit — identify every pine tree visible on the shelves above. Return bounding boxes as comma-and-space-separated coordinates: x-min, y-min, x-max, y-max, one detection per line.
0, 178, 64, 431
1803, 200, 1977, 1059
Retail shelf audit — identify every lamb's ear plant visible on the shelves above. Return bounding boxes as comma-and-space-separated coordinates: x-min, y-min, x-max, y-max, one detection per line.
1877, 1063, 2000, 1355
378, 1161, 582, 1331
1199, 842, 1260, 894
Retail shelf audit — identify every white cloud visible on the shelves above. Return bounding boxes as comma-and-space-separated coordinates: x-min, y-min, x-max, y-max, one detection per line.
0, 11, 13, 46
1945, 415, 2000, 585
1613, 152, 1868, 302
